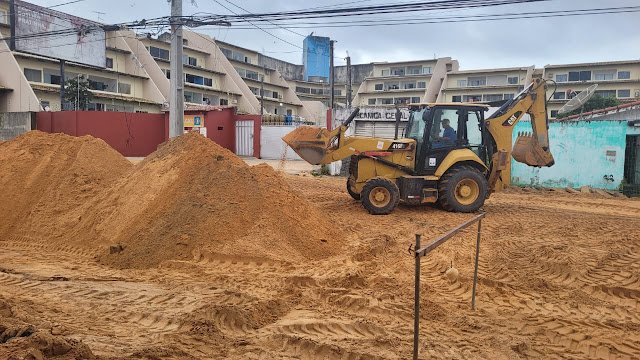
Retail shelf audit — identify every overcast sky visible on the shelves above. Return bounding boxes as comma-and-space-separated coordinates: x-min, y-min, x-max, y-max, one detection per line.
32, 0, 640, 68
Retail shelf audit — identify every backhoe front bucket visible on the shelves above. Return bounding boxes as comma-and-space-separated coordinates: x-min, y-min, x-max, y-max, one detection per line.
282, 126, 333, 165
512, 132, 555, 167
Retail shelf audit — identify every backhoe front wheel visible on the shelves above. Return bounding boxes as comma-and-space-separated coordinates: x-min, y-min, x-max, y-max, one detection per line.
361, 177, 400, 215
438, 166, 488, 213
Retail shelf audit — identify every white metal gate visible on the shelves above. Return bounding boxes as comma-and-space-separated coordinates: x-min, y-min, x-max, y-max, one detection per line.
235, 120, 254, 156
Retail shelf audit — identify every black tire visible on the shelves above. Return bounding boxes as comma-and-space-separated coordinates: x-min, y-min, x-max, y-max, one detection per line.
361, 177, 400, 215
346, 177, 361, 200
438, 165, 488, 213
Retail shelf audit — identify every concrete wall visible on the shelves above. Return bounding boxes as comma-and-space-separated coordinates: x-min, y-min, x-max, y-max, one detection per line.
0, 112, 34, 140
260, 54, 304, 81
260, 125, 302, 160
510, 119, 640, 189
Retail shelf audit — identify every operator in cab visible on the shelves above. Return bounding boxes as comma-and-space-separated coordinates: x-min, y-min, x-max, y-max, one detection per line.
441, 119, 456, 142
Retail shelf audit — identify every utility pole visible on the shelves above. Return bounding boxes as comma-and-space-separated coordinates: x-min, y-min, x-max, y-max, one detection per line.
346, 55, 352, 109
260, 63, 265, 116
59, 60, 65, 110
169, 0, 184, 138
9, 0, 16, 50
329, 40, 335, 110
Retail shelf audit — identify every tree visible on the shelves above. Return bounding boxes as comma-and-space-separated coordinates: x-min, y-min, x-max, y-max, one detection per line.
63, 75, 93, 111
558, 95, 621, 118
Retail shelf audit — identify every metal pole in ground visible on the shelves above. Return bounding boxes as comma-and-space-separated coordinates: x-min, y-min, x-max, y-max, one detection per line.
472, 218, 482, 310
413, 233, 421, 360
346, 54, 352, 108
329, 40, 335, 110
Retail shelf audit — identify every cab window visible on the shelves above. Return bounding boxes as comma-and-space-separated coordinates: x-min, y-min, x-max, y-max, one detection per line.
429, 108, 460, 149
467, 110, 483, 146
406, 108, 428, 155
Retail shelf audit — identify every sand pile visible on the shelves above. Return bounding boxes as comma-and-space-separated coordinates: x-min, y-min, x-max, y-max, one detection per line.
89, 132, 339, 268
0, 131, 132, 241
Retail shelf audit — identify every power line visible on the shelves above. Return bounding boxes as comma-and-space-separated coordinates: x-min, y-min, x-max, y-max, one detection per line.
220, 0, 306, 37
47, 0, 88, 8
208, 6, 640, 30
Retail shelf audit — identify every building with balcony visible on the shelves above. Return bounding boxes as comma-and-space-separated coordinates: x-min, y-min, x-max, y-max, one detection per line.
542, 60, 640, 118
352, 58, 458, 107
437, 66, 534, 103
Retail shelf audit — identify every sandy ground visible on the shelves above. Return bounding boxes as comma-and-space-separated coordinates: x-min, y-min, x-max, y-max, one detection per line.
1, 174, 639, 359
127, 157, 320, 175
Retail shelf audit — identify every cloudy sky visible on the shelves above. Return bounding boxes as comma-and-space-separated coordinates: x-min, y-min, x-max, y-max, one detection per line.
31, 0, 640, 69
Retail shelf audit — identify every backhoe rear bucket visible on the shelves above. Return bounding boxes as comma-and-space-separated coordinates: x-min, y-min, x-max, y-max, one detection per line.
282, 126, 332, 165
512, 132, 555, 167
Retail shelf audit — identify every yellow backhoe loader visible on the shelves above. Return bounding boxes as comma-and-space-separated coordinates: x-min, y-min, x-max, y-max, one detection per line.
283, 78, 555, 214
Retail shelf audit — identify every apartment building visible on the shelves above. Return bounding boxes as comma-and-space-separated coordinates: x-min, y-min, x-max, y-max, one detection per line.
352, 58, 458, 107
216, 40, 309, 118
0, 1, 166, 112
543, 60, 640, 118
437, 66, 534, 103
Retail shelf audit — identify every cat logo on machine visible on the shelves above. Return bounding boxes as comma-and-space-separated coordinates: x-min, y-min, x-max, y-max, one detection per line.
389, 142, 409, 150
502, 111, 523, 126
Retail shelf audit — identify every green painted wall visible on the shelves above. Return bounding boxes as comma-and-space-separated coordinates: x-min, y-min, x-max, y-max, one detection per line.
511, 120, 640, 190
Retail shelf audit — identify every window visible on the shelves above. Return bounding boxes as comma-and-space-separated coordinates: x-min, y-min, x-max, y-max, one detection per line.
204, 78, 213, 87
0, 9, 8, 25
106, 57, 113, 69
296, 86, 311, 94
381, 69, 389, 76
407, 66, 422, 75
164, 69, 170, 79
182, 39, 189, 46
467, 111, 482, 146
568, 71, 580, 81
452, 95, 462, 102
555, 74, 568, 82
380, 98, 394, 105
411, 97, 421, 104
422, 66, 432, 75
579, 71, 591, 81
183, 55, 197, 66
429, 108, 460, 150
467, 76, 486, 87
117, 83, 131, 94
374, 84, 383, 91
24, 68, 42, 82
272, 91, 279, 99
390, 67, 405, 76
457, 80, 467, 87
44, 69, 61, 84
594, 70, 615, 81
550, 110, 558, 118
618, 89, 630, 98
417, 81, 426, 88
368, 98, 376, 105
483, 94, 503, 102
220, 98, 229, 105
487, 75, 507, 86
594, 90, 616, 98
508, 76, 519, 84
618, 71, 631, 79
274, 108, 278, 115
553, 92, 566, 100
403, 82, 416, 89
463, 95, 482, 102
334, 89, 342, 95
504, 93, 515, 100
396, 97, 410, 104
149, 46, 170, 60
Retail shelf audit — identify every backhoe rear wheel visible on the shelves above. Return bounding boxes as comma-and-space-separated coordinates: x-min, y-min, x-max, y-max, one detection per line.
438, 165, 488, 213
346, 177, 361, 201
361, 177, 400, 215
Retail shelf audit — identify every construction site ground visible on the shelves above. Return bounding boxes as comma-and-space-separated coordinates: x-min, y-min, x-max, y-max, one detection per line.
1, 133, 639, 359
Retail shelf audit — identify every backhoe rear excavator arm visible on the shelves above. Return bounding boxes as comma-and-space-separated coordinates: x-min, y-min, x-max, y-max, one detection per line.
484, 77, 555, 190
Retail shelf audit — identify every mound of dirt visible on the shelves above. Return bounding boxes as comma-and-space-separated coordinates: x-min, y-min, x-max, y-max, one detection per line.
80, 132, 340, 268
0, 298, 95, 359
0, 131, 132, 241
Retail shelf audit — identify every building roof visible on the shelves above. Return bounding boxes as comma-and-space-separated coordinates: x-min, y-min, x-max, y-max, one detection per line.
545, 59, 640, 69
448, 66, 532, 75
411, 102, 490, 108
371, 58, 445, 66
559, 100, 640, 121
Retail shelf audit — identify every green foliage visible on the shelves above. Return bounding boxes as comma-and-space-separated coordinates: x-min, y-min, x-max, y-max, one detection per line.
63, 75, 93, 110
558, 95, 620, 118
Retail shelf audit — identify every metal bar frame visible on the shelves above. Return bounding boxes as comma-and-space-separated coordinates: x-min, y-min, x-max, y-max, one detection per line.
412, 212, 485, 360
